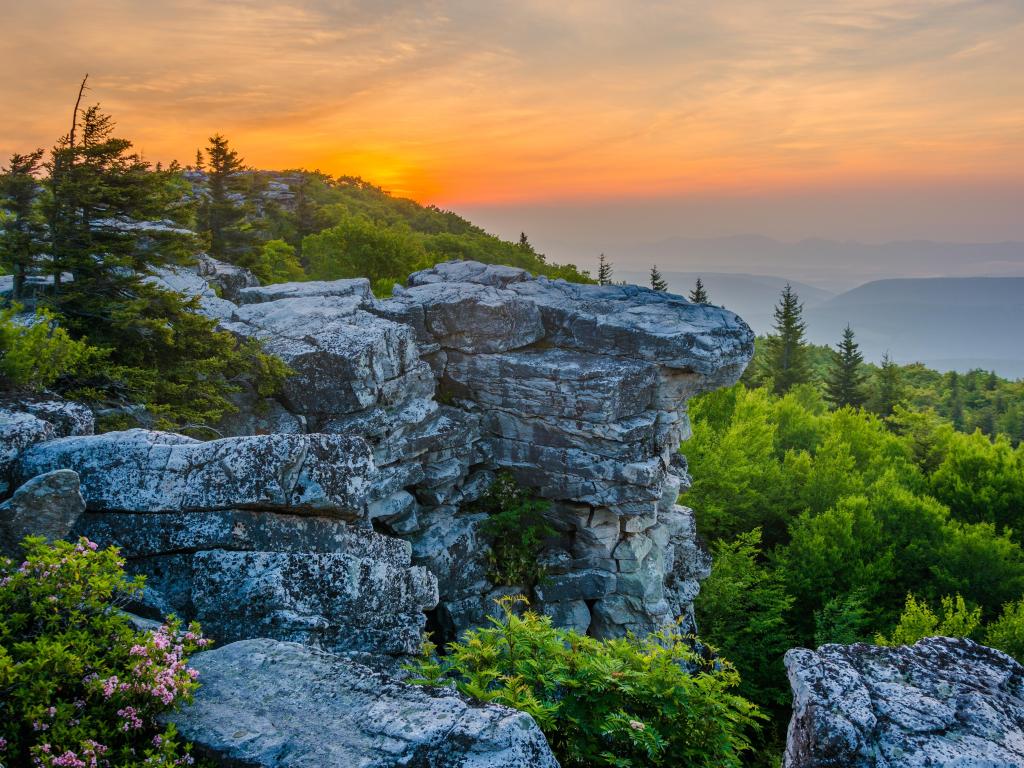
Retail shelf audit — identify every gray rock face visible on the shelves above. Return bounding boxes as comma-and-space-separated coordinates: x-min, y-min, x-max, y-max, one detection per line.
783, 637, 1024, 768
0, 469, 85, 557
236, 277, 372, 305
193, 254, 260, 301
16, 430, 374, 517
77, 508, 437, 658
168, 638, 560, 768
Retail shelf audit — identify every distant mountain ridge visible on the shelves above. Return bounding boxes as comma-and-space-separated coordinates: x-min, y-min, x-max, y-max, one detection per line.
621, 235, 1024, 293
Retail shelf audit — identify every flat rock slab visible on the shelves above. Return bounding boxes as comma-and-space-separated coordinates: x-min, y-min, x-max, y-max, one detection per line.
169, 638, 559, 768
784, 637, 1024, 768
15, 430, 374, 516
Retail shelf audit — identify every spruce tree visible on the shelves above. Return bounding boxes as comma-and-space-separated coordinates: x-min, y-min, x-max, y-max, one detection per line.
825, 325, 867, 409
873, 352, 903, 417
0, 150, 47, 301
199, 134, 250, 263
597, 253, 613, 285
947, 371, 965, 430
689, 277, 709, 304
762, 283, 811, 394
650, 265, 667, 292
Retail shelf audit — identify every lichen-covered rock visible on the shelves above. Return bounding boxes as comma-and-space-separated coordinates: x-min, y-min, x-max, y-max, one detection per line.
167, 638, 560, 768
0, 469, 85, 557
0, 399, 94, 495
192, 254, 260, 300
16, 430, 374, 516
191, 549, 437, 656
783, 637, 1024, 768
77, 509, 437, 658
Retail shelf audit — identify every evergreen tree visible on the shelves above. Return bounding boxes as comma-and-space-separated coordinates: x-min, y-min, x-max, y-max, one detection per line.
44, 104, 196, 328
825, 325, 867, 409
199, 134, 250, 263
872, 352, 903, 417
193, 148, 204, 172
762, 284, 811, 394
597, 253, 613, 285
689, 277, 709, 304
650, 265, 667, 291
0, 150, 47, 301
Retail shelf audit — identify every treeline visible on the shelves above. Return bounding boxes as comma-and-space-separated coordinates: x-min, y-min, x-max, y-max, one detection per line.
184, 137, 590, 292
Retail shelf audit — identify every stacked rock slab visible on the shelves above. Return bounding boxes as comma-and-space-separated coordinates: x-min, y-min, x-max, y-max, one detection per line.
784, 637, 1024, 767
12, 429, 437, 660
157, 259, 753, 640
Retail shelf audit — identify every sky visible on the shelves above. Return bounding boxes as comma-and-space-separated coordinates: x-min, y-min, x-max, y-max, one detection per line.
2, 0, 1023, 253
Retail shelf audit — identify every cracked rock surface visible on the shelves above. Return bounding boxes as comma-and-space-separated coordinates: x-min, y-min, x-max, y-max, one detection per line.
783, 636, 1024, 768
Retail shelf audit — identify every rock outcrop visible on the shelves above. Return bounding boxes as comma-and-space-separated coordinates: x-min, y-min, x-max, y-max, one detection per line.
159, 259, 754, 640
16, 430, 374, 517
0, 398, 93, 494
167, 638, 560, 768
783, 637, 1024, 768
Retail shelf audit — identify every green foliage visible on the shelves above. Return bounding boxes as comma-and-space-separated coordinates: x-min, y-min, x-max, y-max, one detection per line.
687, 379, 1024, 751
0, 536, 208, 767
985, 600, 1024, 661
406, 597, 763, 768
597, 254, 613, 285
0, 306, 98, 391
252, 238, 305, 284
695, 530, 793, 707
875, 593, 981, 646
0, 149, 47, 301
303, 216, 424, 285
472, 473, 555, 588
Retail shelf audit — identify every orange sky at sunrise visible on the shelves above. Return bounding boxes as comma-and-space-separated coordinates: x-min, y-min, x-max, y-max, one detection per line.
2, 0, 1023, 212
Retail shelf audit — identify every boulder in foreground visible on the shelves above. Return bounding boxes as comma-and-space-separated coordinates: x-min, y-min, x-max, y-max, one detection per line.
168, 637, 560, 768
784, 636, 1024, 768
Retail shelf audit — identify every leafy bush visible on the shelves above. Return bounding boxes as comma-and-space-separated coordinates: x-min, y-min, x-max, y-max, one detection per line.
875, 593, 981, 646
252, 239, 305, 284
0, 537, 208, 767
406, 597, 762, 768
985, 600, 1024, 661
471, 472, 555, 588
0, 306, 98, 391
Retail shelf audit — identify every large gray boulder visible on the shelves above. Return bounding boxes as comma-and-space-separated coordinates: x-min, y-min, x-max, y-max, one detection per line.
16, 430, 374, 517
0, 469, 85, 557
784, 637, 1024, 768
168, 638, 560, 768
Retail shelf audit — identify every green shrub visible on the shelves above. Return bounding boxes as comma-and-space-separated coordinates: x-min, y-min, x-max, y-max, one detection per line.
0, 306, 98, 391
406, 596, 762, 768
875, 593, 981, 646
252, 239, 305, 284
472, 472, 555, 588
985, 600, 1024, 661
0, 537, 208, 767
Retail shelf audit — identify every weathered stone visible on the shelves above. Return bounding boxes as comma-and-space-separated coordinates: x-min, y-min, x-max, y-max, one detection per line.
784, 637, 1024, 768
444, 349, 657, 422
167, 638, 559, 768
534, 569, 616, 602
384, 282, 545, 353
236, 277, 372, 305
0, 470, 85, 556
228, 296, 426, 417
193, 254, 259, 301
542, 600, 592, 634
16, 430, 374, 516
190, 549, 437, 657
147, 265, 238, 321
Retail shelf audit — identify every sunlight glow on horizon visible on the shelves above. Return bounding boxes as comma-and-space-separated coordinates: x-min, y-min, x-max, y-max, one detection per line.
2, 0, 1022, 212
